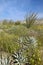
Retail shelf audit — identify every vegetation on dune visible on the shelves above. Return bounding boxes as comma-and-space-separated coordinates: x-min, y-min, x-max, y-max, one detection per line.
0, 13, 42, 65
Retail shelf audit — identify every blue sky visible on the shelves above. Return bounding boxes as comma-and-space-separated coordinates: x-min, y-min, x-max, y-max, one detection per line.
0, 0, 43, 21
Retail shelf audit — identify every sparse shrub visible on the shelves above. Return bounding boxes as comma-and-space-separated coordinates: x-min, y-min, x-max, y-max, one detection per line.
2, 20, 8, 25
15, 21, 21, 25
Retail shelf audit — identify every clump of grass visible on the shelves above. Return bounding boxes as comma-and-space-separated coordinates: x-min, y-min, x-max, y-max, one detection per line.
26, 13, 37, 28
